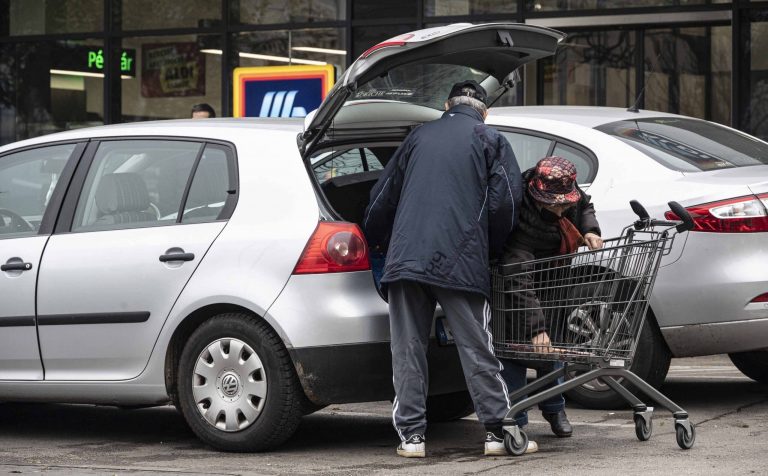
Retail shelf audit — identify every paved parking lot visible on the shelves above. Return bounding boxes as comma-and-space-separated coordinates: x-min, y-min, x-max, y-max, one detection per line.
0, 355, 766, 475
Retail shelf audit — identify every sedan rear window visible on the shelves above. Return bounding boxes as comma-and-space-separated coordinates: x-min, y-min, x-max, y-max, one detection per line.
596, 117, 768, 172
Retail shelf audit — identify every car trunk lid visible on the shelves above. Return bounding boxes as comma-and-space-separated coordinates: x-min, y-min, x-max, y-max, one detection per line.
299, 22, 565, 156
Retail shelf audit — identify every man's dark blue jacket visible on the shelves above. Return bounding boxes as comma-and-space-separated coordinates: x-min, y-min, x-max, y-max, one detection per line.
363, 104, 523, 300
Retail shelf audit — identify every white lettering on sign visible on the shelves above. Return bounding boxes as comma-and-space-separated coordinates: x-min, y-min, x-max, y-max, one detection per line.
259, 90, 307, 118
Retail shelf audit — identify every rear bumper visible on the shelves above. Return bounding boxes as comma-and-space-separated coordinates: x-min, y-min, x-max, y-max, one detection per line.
289, 341, 466, 405
661, 317, 768, 357
651, 232, 768, 356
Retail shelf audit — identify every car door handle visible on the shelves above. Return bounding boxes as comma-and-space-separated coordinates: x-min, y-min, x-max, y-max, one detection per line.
1, 261, 33, 272
159, 252, 195, 263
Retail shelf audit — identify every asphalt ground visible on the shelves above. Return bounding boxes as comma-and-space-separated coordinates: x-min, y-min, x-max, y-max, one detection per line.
0, 355, 766, 475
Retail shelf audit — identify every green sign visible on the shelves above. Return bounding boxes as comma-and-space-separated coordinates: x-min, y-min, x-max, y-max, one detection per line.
52, 46, 137, 78
85, 49, 136, 76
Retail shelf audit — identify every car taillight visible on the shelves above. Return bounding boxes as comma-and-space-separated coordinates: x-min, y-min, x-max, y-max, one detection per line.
293, 222, 370, 274
665, 194, 768, 233
750, 293, 768, 303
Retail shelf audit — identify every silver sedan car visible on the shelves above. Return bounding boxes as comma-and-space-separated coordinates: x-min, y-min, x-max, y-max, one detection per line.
1, 23, 766, 452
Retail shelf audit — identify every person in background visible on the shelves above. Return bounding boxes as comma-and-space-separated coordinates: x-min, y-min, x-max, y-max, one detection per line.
364, 80, 525, 458
499, 156, 603, 450
191, 103, 216, 119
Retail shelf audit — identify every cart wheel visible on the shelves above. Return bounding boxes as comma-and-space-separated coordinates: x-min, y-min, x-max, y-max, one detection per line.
503, 428, 529, 456
634, 414, 652, 441
675, 421, 696, 450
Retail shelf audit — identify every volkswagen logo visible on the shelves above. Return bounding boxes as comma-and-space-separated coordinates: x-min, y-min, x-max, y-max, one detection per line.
221, 373, 240, 397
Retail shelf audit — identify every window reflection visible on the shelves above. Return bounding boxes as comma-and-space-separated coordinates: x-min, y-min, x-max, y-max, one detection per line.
424, 0, 517, 16
644, 26, 731, 125
236, 29, 346, 75
540, 30, 636, 108
121, 0, 220, 31
526, 0, 728, 11
231, 0, 345, 24
120, 35, 222, 122
1, 0, 102, 36
353, 0, 418, 19
747, 12, 768, 140
0, 40, 104, 144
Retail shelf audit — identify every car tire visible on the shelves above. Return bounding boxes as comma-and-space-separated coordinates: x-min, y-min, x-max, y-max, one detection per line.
729, 350, 768, 383
565, 312, 671, 409
176, 313, 303, 452
426, 390, 475, 422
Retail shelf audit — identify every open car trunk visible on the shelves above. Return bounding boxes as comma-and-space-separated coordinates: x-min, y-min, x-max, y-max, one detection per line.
301, 22, 565, 224
306, 102, 439, 225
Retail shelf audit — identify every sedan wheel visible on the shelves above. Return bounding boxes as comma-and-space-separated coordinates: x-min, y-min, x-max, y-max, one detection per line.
565, 306, 670, 409
177, 313, 303, 452
729, 350, 768, 383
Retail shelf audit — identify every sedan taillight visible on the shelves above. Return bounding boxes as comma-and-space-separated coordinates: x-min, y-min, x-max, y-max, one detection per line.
751, 293, 768, 303
293, 222, 370, 274
665, 194, 768, 233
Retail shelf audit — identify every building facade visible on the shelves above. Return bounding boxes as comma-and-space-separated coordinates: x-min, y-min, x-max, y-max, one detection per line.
1, 0, 767, 146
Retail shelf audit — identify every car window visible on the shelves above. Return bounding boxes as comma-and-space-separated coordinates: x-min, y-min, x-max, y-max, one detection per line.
0, 144, 75, 239
552, 143, 594, 184
500, 132, 553, 172
72, 140, 201, 232
181, 145, 234, 224
596, 117, 768, 171
313, 148, 381, 184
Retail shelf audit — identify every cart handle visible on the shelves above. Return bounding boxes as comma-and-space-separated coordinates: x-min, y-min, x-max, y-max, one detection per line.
629, 200, 695, 233
630, 200, 650, 221
667, 201, 695, 233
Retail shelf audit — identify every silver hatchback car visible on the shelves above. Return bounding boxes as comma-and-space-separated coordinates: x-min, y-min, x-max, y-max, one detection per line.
2, 23, 767, 451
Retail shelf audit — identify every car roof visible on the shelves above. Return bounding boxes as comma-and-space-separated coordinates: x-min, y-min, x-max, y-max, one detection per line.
488, 106, 683, 128
0, 118, 305, 153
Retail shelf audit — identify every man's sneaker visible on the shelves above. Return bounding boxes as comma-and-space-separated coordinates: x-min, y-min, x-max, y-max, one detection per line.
525, 440, 539, 454
484, 432, 506, 456
397, 434, 426, 458
484, 432, 539, 455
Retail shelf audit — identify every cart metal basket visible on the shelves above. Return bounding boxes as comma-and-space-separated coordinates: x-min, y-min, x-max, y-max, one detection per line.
494, 200, 697, 455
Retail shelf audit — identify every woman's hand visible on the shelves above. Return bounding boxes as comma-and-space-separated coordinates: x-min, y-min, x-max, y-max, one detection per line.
584, 232, 603, 250
531, 332, 553, 353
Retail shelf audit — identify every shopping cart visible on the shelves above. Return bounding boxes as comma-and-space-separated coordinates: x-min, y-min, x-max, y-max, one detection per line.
492, 200, 696, 456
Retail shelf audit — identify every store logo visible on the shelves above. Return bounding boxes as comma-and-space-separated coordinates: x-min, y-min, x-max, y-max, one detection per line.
259, 90, 308, 118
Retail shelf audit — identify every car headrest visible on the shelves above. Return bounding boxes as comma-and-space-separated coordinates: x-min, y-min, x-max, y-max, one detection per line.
95, 173, 151, 214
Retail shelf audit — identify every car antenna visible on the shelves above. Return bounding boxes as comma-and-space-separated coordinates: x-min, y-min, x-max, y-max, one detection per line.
628, 50, 662, 113
627, 87, 645, 113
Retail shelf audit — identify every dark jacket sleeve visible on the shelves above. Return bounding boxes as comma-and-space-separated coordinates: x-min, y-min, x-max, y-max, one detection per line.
362, 136, 411, 251
577, 187, 601, 237
486, 131, 523, 258
501, 248, 548, 337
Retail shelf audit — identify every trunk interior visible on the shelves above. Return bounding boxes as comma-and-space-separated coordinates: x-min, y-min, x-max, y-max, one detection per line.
305, 101, 441, 226
308, 140, 403, 226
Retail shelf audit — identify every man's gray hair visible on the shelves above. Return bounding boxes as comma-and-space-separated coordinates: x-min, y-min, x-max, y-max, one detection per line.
446, 87, 487, 115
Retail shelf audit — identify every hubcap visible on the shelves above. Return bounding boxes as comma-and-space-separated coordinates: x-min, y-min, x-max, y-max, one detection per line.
192, 338, 267, 432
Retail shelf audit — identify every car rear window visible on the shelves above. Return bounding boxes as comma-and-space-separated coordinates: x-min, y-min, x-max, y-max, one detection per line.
596, 117, 768, 172
351, 63, 489, 110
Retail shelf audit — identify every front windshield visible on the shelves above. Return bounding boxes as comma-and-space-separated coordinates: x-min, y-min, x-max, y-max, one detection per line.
350, 63, 492, 110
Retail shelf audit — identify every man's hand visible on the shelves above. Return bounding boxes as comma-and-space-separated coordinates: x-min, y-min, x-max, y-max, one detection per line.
532, 332, 553, 353
584, 232, 603, 250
